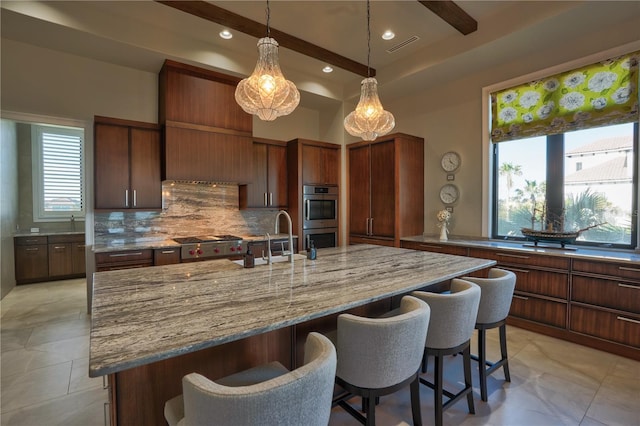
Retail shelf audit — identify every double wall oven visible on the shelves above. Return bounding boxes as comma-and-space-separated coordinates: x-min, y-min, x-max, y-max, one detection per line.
302, 185, 338, 250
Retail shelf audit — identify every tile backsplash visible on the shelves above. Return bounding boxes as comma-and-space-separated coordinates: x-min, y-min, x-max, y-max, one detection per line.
94, 183, 279, 245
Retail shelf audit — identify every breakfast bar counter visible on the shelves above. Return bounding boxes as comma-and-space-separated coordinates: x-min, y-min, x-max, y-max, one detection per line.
90, 244, 495, 425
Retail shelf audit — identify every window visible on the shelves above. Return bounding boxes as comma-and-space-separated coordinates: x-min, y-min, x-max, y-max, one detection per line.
32, 124, 85, 221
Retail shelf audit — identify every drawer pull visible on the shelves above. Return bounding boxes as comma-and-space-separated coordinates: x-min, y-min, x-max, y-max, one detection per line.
618, 283, 640, 290
617, 316, 640, 325
54, 246, 66, 250
501, 267, 530, 274
25, 239, 40, 243
25, 247, 40, 252
497, 253, 530, 260
513, 295, 529, 301
109, 252, 143, 257
102, 375, 108, 390
619, 266, 640, 273
77, 245, 86, 249
161, 250, 176, 254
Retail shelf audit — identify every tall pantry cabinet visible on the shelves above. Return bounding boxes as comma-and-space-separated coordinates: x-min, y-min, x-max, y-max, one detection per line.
348, 133, 424, 247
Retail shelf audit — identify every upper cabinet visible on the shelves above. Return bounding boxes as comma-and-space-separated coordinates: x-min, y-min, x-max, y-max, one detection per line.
348, 133, 424, 247
94, 116, 161, 210
240, 139, 288, 209
159, 60, 253, 183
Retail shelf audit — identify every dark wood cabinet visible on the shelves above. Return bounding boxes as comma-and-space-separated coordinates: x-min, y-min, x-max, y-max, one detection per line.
301, 143, 340, 186
94, 117, 161, 210
153, 248, 181, 266
348, 133, 424, 247
401, 241, 469, 256
15, 234, 85, 284
240, 140, 287, 209
95, 249, 154, 272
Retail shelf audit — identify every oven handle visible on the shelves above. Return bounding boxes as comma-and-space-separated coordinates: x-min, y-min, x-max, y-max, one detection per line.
305, 235, 310, 250
304, 199, 310, 221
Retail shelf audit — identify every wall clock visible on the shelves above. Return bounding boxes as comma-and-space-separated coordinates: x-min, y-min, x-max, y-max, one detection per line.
439, 183, 459, 204
441, 151, 461, 172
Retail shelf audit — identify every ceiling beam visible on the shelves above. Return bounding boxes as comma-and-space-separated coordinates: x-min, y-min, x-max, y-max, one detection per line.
418, 1, 478, 35
156, 0, 374, 77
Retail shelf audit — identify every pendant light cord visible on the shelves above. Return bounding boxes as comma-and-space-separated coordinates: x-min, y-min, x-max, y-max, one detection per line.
266, 0, 271, 37
367, 0, 371, 78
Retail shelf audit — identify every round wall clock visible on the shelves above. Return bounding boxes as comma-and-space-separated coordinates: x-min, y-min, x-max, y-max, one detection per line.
439, 183, 460, 204
441, 151, 461, 172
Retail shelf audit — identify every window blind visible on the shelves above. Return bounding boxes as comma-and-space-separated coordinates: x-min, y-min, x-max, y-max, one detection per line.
40, 130, 84, 214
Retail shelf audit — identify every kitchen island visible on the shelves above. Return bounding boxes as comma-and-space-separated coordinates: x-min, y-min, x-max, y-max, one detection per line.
90, 244, 495, 426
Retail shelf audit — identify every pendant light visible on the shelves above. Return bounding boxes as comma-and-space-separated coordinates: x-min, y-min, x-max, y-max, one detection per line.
344, 0, 395, 141
235, 0, 300, 121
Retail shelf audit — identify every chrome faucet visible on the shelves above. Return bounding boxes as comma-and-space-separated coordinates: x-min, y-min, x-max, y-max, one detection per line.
262, 232, 272, 264
274, 210, 294, 263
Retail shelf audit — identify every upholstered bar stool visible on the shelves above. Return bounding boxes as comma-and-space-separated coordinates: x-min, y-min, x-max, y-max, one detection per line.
412, 279, 481, 426
164, 332, 336, 426
463, 268, 517, 401
332, 295, 431, 426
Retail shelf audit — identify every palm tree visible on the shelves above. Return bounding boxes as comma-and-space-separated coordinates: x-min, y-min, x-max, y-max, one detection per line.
499, 162, 523, 221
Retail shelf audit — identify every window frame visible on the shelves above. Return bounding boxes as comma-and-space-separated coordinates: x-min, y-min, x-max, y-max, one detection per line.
31, 123, 86, 222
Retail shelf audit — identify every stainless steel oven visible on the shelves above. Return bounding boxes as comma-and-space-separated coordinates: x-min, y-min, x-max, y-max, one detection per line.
302, 228, 338, 251
303, 185, 338, 229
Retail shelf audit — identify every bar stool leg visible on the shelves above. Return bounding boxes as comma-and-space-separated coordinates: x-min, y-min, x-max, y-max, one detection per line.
463, 345, 475, 414
410, 375, 423, 426
499, 323, 511, 382
478, 328, 488, 401
434, 354, 444, 426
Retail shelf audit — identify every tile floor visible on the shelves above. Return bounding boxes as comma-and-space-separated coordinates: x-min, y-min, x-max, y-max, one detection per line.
1, 278, 639, 426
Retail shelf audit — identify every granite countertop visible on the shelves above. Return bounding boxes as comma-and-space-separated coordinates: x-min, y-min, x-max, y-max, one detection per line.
92, 234, 297, 253
89, 244, 495, 377
401, 235, 640, 264
14, 231, 85, 237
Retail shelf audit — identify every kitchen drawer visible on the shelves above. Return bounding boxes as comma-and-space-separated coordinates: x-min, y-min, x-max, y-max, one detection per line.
95, 249, 153, 271
572, 275, 640, 314
570, 305, 640, 347
401, 241, 468, 256
48, 234, 85, 244
510, 293, 567, 328
469, 248, 570, 270
572, 259, 640, 281
15, 244, 49, 283
350, 235, 396, 247
48, 243, 73, 277
15, 236, 48, 246
154, 248, 181, 266
499, 266, 568, 299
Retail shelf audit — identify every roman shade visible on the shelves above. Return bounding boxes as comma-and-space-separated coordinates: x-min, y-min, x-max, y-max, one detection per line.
491, 51, 639, 143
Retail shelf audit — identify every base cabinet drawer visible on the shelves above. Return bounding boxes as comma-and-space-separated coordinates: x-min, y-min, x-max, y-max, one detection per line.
95, 250, 153, 271
570, 305, 640, 347
499, 266, 568, 299
572, 276, 640, 314
510, 294, 567, 328
153, 248, 181, 266
573, 259, 640, 281
401, 241, 468, 256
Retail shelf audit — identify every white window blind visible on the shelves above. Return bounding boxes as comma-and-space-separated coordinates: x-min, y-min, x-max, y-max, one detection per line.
32, 125, 85, 221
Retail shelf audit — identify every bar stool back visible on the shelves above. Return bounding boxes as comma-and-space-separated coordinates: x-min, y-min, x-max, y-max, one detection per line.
463, 268, 516, 401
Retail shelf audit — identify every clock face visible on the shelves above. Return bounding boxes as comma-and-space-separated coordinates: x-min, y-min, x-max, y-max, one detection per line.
439, 184, 459, 204
441, 151, 461, 172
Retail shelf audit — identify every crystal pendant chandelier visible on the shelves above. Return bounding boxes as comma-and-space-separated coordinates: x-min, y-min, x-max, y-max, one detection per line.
344, 0, 395, 141
235, 1, 300, 121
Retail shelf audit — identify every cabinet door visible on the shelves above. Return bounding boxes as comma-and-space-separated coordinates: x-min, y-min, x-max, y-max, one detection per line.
348, 145, 371, 236
48, 243, 73, 277
247, 143, 269, 207
267, 144, 287, 207
15, 244, 48, 282
95, 124, 130, 209
370, 141, 395, 238
154, 248, 181, 266
72, 242, 86, 275
302, 145, 339, 185
130, 128, 162, 209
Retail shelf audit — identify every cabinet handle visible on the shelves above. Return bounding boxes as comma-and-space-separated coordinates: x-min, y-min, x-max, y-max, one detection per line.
25, 247, 40, 252
25, 239, 40, 243
161, 250, 176, 254
497, 253, 530, 259
269, 192, 273, 206
133, 190, 137, 207
365, 218, 370, 235
501, 266, 530, 274
109, 252, 143, 257
125, 189, 129, 207
77, 245, 86, 249
102, 376, 109, 390
619, 266, 640, 273
370, 218, 374, 235
305, 235, 310, 250
305, 200, 310, 220
513, 295, 529, 301
103, 402, 110, 426
617, 316, 640, 325
53, 246, 67, 250
264, 193, 268, 207
618, 283, 640, 290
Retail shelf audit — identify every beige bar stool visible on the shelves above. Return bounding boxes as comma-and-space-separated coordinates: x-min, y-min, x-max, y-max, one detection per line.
164, 332, 336, 426
412, 279, 481, 426
332, 295, 431, 426
463, 268, 517, 401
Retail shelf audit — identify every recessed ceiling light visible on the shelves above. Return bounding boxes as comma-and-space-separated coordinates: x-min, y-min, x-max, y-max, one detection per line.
382, 30, 395, 41
322, 66, 333, 73
219, 30, 233, 40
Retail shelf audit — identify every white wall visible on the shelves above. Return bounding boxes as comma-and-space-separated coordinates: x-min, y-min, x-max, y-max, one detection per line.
0, 119, 19, 298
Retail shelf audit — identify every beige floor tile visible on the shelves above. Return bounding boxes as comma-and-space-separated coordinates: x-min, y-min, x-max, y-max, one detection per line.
0, 328, 33, 353
0, 386, 107, 426
1, 335, 89, 376
586, 374, 640, 426
1, 362, 72, 413
26, 316, 90, 347
68, 357, 103, 394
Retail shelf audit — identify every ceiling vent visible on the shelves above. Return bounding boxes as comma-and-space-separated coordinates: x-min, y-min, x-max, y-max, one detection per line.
386, 36, 420, 53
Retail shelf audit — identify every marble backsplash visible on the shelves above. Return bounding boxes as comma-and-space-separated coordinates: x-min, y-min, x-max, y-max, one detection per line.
94, 183, 280, 245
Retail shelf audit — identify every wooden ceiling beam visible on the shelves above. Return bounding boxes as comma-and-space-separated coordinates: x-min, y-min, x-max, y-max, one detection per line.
156, 0, 374, 77
418, 1, 478, 35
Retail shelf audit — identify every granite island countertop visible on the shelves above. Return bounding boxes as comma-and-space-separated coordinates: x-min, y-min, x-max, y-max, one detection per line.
89, 244, 495, 377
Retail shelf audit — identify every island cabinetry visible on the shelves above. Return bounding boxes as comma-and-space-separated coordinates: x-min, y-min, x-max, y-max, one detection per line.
570, 260, 640, 349
95, 249, 153, 272
248, 237, 299, 258
401, 241, 468, 256
94, 117, 161, 210
468, 248, 569, 329
348, 133, 424, 247
287, 139, 342, 251
48, 234, 86, 277
14, 236, 48, 284
153, 248, 180, 266
240, 139, 288, 209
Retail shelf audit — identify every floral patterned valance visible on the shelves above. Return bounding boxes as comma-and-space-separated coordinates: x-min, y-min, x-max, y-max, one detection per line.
491, 51, 639, 143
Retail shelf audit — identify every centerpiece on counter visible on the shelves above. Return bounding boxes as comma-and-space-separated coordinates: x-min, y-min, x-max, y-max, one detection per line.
437, 209, 451, 241
520, 204, 605, 248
